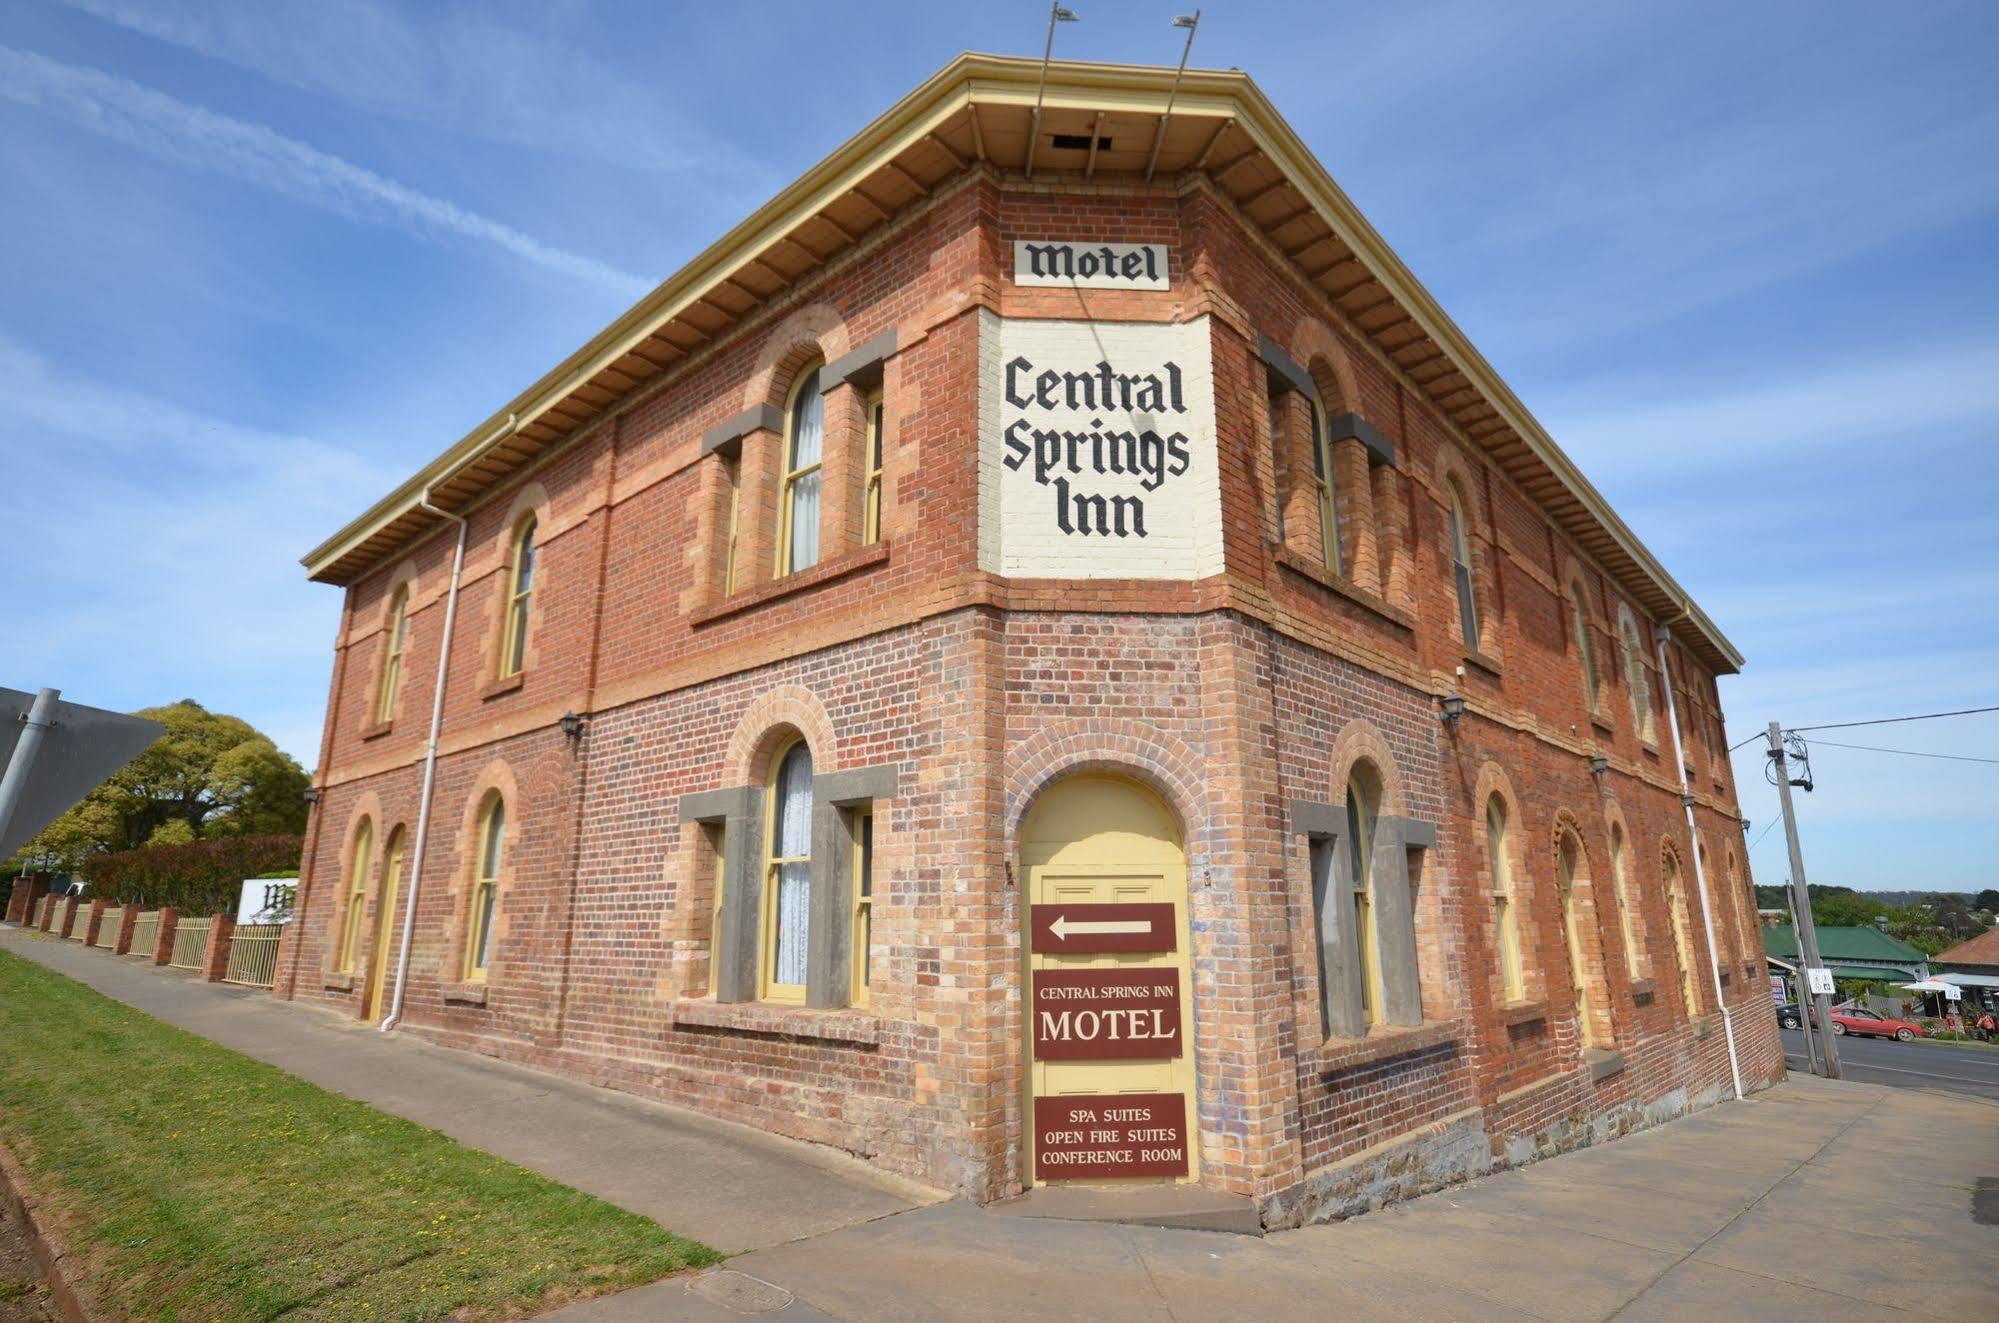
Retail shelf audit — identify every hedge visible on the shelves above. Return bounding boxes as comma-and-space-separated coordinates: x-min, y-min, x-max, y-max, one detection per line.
79, 834, 304, 914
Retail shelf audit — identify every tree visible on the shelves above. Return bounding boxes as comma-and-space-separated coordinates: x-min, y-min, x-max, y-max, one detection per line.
11, 700, 309, 869
1976, 888, 1999, 914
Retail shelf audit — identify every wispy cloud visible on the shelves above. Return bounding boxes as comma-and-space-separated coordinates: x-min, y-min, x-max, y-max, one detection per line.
59, 0, 767, 185
0, 334, 393, 761
1545, 337, 1999, 477
0, 43, 651, 299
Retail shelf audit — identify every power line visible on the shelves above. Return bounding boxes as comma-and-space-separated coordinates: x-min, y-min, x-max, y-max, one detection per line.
1789, 704, 1999, 734
1745, 816, 1779, 852
1804, 737, 1999, 767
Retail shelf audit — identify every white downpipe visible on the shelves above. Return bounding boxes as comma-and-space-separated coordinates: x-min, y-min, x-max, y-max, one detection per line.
381, 415, 513, 1031
1656, 618, 1745, 1100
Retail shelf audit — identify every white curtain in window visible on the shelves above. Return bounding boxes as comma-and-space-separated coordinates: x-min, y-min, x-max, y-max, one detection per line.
788, 373, 823, 572
773, 744, 814, 986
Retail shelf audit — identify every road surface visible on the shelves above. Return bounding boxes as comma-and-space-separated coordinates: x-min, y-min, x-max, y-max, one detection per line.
1780, 1025, 1999, 1102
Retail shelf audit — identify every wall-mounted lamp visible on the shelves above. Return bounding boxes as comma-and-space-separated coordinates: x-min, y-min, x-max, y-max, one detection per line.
1438, 694, 1467, 726
1740, 817, 1752, 834
1588, 754, 1610, 778
302, 786, 322, 806
559, 711, 587, 744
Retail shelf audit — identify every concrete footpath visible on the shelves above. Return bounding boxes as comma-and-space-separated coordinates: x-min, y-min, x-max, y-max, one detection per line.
6, 927, 1997, 1321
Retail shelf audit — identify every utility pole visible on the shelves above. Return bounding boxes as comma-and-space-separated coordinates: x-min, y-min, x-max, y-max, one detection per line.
1780, 872, 1821, 1077
1768, 722, 1840, 1079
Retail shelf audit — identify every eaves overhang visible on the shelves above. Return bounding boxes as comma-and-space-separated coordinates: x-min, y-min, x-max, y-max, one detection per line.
301, 52, 1742, 674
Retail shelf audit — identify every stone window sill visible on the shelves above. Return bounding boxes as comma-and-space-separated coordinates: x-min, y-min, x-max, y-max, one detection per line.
1462, 647, 1504, 678
1311, 1019, 1456, 1074
690, 541, 892, 628
1629, 978, 1655, 1002
1586, 1046, 1627, 1083
481, 672, 526, 702
1270, 543, 1415, 632
1498, 998, 1549, 1027
672, 998, 879, 1046
323, 972, 356, 993
1589, 712, 1616, 738
359, 720, 394, 742
442, 980, 490, 1008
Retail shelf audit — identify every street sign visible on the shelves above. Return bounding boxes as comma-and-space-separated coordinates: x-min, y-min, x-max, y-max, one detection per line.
1805, 967, 1836, 997
1032, 967, 1184, 1060
1029, 901, 1176, 954
1035, 1092, 1188, 1179
0, 688, 163, 859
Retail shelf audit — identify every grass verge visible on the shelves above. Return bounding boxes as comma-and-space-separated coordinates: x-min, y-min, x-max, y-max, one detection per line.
0, 950, 719, 1320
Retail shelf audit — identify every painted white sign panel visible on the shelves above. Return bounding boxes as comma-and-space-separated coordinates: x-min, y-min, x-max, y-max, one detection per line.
1013, 241, 1170, 291
1805, 967, 1836, 997
979, 314, 1220, 580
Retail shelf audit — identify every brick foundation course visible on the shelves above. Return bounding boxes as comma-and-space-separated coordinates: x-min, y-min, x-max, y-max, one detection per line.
280, 117, 1774, 1223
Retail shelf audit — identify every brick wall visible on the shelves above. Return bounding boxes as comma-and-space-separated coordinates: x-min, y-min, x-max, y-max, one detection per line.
288, 171, 1777, 1216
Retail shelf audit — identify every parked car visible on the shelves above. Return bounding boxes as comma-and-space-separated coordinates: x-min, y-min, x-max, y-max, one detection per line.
1776, 1002, 1802, 1030
1829, 1008, 1925, 1041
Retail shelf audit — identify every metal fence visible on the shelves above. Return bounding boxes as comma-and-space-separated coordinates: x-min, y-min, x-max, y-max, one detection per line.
168, 916, 212, 970
128, 911, 160, 960
222, 924, 283, 988
91, 913, 120, 949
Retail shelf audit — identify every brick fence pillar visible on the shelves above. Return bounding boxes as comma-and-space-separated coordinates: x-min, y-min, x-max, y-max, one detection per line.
57, 897, 79, 939
201, 914, 235, 982
113, 902, 142, 954
152, 908, 178, 966
37, 893, 56, 931
6, 874, 49, 924
83, 898, 110, 946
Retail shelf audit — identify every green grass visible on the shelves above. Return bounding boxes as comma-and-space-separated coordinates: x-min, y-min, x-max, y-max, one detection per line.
0, 950, 719, 1320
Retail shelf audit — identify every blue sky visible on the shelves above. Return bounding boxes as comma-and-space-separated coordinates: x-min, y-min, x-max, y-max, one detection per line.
1, 1, 1993, 890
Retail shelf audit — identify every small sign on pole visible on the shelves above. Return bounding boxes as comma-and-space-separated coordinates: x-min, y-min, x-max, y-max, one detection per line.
1805, 967, 1836, 997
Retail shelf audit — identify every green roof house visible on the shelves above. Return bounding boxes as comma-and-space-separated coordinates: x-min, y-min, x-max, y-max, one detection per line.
1762, 924, 1930, 984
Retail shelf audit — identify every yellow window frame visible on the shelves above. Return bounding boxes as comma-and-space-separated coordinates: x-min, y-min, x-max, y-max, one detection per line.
1486, 798, 1524, 1001
337, 818, 373, 973
861, 391, 885, 546
500, 516, 537, 678
376, 588, 408, 724
1345, 772, 1381, 1026
851, 806, 874, 1005
466, 797, 505, 981
722, 453, 742, 595
760, 740, 810, 1004
775, 365, 824, 577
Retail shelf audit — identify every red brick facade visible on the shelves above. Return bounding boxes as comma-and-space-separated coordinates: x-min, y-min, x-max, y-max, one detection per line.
279, 105, 1777, 1224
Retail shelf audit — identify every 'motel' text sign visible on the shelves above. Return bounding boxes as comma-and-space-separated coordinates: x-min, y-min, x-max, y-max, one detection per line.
1030, 902, 1176, 955
1014, 240, 1170, 291
1033, 968, 1184, 1060
1036, 1092, 1189, 1179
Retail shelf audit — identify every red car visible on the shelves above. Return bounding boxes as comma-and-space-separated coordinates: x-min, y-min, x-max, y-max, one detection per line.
1829, 1008, 1926, 1041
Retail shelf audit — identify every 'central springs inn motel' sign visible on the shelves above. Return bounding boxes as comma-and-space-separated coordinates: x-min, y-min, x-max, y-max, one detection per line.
980, 241, 1221, 582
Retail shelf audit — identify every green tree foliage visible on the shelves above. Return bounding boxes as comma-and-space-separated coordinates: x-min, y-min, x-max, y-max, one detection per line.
12, 700, 308, 869
1976, 888, 1999, 914
1750, 882, 1991, 957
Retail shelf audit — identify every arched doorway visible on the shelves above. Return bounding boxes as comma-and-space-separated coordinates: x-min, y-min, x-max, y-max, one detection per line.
1020, 773, 1197, 1186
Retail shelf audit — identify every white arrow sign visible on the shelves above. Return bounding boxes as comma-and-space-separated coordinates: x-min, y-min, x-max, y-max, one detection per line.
1049, 914, 1153, 941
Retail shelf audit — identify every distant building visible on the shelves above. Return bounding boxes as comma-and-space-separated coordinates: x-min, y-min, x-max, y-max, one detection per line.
1762, 924, 1929, 989
1932, 928, 1999, 1011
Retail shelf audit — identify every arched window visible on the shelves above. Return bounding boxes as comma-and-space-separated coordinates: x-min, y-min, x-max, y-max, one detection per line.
1609, 823, 1642, 976
1557, 832, 1599, 1047
1345, 766, 1381, 1025
722, 454, 743, 595
778, 366, 825, 575
762, 741, 814, 1000
1486, 796, 1524, 1001
337, 818, 373, 972
467, 796, 505, 980
500, 517, 537, 678
1448, 485, 1480, 651
1569, 584, 1600, 712
861, 391, 885, 546
1664, 852, 1700, 1018
376, 587, 409, 724
1621, 614, 1654, 742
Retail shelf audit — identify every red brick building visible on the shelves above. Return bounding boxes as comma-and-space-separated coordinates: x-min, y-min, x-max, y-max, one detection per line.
278, 55, 1781, 1226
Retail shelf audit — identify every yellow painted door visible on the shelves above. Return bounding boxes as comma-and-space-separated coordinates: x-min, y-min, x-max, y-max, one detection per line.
1022, 775, 1197, 1185
362, 842, 404, 1021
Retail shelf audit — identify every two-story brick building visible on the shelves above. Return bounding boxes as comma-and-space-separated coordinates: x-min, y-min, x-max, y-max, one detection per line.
277, 54, 1782, 1227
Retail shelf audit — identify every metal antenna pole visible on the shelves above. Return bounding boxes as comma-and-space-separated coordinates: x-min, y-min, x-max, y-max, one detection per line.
1144, 11, 1202, 182
1024, 3, 1078, 179
0, 688, 59, 850
1769, 722, 1841, 1079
